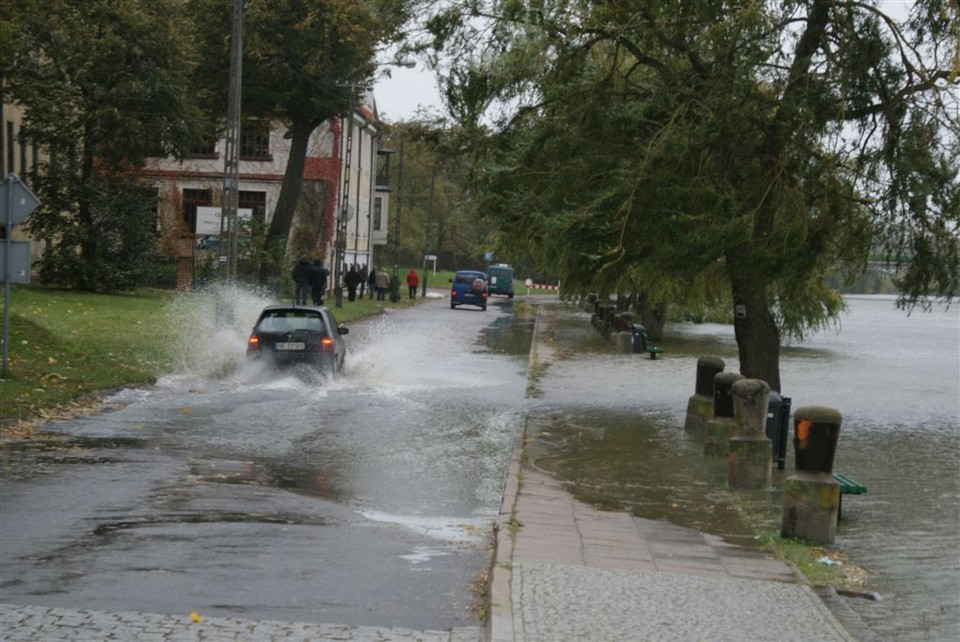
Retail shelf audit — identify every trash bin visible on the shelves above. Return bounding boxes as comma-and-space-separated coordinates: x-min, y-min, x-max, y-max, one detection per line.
631, 324, 648, 353
765, 392, 791, 470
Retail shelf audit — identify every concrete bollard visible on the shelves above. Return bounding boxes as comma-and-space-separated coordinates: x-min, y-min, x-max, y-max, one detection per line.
684, 357, 725, 433
728, 379, 773, 489
597, 304, 616, 339
703, 372, 744, 455
613, 312, 635, 332
612, 331, 633, 353
781, 406, 842, 544
583, 293, 599, 314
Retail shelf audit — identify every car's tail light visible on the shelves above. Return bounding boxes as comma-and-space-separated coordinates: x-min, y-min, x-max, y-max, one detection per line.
247, 335, 260, 351
320, 336, 334, 352
451, 289, 457, 297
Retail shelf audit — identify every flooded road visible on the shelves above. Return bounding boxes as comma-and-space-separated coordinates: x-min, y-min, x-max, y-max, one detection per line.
0, 295, 530, 630
526, 296, 959, 642
2, 291, 955, 640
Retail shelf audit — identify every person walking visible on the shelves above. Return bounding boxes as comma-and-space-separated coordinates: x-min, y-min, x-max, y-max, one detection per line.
358, 264, 368, 300
367, 266, 377, 299
292, 257, 311, 305
375, 266, 390, 301
309, 259, 329, 306
344, 265, 362, 301
405, 268, 419, 299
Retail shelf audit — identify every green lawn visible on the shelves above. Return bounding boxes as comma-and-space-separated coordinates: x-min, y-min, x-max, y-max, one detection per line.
0, 283, 427, 431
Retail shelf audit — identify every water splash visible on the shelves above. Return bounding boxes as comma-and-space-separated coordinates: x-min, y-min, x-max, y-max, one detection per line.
162, 282, 280, 379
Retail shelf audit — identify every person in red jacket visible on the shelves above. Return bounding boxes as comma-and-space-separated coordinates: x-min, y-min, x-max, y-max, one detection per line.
405, 268, 419, 299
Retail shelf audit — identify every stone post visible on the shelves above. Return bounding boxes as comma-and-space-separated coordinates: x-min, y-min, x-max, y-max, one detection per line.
612, 331, 633, 353
781, 406, 842, 544
583, 292, 599, 314
684, 357, 725, 433
610, 312, 636, 353
703, 372, 744, 455
728, 379, 772, 489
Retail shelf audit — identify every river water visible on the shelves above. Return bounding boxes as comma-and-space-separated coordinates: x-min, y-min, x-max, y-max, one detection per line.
526, 295, 959, 642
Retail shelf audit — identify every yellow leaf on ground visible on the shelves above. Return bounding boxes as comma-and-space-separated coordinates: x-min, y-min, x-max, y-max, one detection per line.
189, 611, 203, 623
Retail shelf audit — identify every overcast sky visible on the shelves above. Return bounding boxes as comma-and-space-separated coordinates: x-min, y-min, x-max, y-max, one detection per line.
373, 64, 443, 123
371, 1, 917, 123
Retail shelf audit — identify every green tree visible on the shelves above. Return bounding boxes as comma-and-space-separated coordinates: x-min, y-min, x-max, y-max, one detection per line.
5, 0, 208, 291
189, 0, 415, 283
427, 0, 959, 391
382, 120, 489, 270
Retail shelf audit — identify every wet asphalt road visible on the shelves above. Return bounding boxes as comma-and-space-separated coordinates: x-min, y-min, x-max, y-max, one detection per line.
0, 295, 531, 631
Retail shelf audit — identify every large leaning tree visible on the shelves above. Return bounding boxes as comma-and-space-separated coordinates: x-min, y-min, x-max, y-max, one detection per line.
424, 0, 959, 392
189, 0, 416, 284
4, 0, 209, 291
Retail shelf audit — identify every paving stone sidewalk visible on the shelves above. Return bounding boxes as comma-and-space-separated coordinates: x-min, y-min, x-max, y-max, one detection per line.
0, 603, 482, 641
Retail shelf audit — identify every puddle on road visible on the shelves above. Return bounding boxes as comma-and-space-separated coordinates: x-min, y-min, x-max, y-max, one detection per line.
0, 436, 157, 481
525, 410, 779, 547
481, 304, 535, 356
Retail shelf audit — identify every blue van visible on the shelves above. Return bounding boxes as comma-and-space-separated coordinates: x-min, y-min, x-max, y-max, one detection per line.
450, 270, 489, 310
487, 264, 515, 298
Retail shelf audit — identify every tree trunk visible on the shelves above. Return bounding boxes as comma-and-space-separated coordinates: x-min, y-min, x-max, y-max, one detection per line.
731, 273, 782, 392
258, 118, 314, 284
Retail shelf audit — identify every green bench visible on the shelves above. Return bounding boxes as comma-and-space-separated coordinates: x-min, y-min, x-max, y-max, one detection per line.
645, 345, 664, 360
833, 473, 867, 519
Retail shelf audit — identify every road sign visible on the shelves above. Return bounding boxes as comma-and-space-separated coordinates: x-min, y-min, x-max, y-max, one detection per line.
0, 241, 31, 284
424, 254, 438, 261
1, 174, 40, 226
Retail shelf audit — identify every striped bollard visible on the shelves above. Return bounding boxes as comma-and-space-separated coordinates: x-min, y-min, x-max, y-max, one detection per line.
780, 406, 842, 544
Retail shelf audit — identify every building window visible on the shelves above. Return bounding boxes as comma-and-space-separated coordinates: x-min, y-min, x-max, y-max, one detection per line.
19, 134, 27, 177
239, 190, 267, 222
240, 120, 271, 160
182, 188, 212, 233
6, 121, 14, 175
373, 196, 383, 232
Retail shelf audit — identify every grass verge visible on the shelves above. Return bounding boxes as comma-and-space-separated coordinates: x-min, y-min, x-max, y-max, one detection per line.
0, 284, 430, 436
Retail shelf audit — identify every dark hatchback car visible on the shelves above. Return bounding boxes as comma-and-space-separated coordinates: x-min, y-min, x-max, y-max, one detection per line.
246, 305, 348, 373
450, 270, 489, 310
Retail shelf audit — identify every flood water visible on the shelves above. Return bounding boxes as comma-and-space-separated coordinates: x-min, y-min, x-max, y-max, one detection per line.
527, 296, 959, 642
0, 290, 530, 630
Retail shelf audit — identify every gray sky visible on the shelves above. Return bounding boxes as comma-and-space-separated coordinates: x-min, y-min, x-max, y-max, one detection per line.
372, 1, 917, 123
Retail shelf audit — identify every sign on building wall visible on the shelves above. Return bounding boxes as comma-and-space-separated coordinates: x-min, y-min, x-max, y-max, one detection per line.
195, 206, 253, 235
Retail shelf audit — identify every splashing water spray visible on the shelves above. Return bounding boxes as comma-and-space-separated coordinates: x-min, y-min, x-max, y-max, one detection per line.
163, 282, 282, 380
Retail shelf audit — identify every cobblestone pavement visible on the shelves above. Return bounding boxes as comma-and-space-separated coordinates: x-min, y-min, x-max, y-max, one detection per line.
0, 604, 482, 642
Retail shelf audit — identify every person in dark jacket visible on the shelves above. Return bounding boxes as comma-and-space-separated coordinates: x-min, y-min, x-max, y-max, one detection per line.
292, 257, 312, 305
344, 265, 362, 301
366, 267, 377, 299
309, 260, 329, 306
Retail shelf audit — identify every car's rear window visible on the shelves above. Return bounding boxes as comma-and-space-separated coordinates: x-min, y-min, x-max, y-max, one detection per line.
258, 310, 326, 332
455, 273, 483, 285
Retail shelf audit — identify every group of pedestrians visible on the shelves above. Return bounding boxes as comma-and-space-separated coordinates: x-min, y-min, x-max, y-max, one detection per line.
293, 260, 421, 305
291, 257, 329, 306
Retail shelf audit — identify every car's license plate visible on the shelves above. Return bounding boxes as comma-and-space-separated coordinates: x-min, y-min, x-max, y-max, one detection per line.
275, 342, 306, 351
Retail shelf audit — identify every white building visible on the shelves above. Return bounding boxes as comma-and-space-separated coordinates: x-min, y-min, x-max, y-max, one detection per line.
141, 93, 392, 289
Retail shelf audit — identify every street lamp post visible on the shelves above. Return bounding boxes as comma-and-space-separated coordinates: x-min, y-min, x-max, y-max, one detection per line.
389, 140, 404, 303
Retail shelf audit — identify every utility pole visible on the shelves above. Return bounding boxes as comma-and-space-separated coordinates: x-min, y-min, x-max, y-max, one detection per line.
334, 91, 357, 308
390, 140, 404, 303
219, 0, 243, 284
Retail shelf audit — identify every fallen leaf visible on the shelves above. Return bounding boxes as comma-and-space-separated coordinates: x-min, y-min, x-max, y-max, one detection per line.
189, 611, 202, 623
